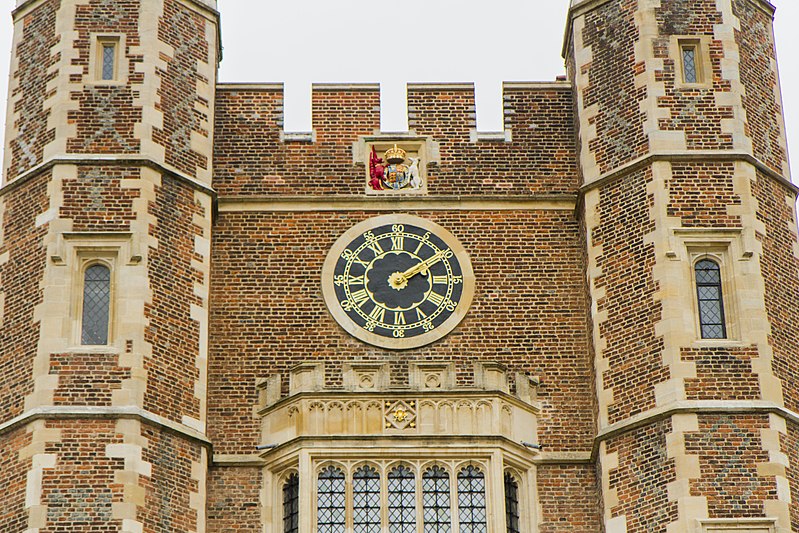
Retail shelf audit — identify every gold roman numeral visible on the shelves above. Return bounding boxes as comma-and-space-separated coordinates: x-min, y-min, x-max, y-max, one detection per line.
391, 234, 405, 251
368, 306, 386, 322
351, 289, 370, 306
427, 291, 446, 307
348, 275, 364, 285
415, 308, 427, 321
394, 312, 406, 325
367, 240, 384, 256
433, 275, 449, 285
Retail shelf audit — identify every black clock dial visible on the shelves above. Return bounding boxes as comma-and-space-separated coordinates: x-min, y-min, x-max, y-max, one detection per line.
322, 215, 474, 349
332, 223, 464, 340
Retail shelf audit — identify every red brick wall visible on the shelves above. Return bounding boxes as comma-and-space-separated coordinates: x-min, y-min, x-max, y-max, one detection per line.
536, 464, 600, 532
154, 0, 211, 177
0, 426, 32, 532
144, 174, 206, 424
212, 85, 578, 196
580, 0, 648, 177
140, 427, 203, 533
755, 171, 799, 413
592, 168, 666, 425
783, 425, 799, 531
67, 0, 143, 155
666, 162, 741, 227
0, 171, 50, 420
655, 0, 735, 150
6, 0, 60, 181
61, 167, 138, 231
40, 420, 125, 531
208, 210, 593, 454
606, 420, 678, 530
686, 414, 775, 518
734, 0, 787, 173
207, 466, 263, 532
683, 346, 761, 400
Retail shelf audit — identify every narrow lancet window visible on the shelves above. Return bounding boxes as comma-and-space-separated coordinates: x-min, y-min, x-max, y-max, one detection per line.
388, 466, 416, 533
682, 45, 698, 83
457, 466, 487, 533
283, 473, 299, 533
317, 466, 346, 533
695, 259, 727, 339
504, 473, 520, 533
353, 466, 381, 533
81, 264, 111, 345
101, 42, 116, 81
422, 466, 451, 533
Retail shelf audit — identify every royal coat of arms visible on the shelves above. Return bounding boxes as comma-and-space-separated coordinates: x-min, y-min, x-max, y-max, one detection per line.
369, 144, 422, 191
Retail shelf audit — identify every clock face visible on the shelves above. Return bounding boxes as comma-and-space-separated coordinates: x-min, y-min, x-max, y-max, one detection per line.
322, 215, 475, 350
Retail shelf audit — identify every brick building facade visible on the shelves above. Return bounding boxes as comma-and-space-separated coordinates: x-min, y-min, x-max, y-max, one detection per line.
0, 0, 796, 531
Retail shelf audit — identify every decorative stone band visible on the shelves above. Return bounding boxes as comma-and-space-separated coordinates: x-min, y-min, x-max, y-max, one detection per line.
0, 156, 217, 200
579, 151, 797, 196
591, 400, 799, 461
218, 196, 578, 213
0, 405, 213, 450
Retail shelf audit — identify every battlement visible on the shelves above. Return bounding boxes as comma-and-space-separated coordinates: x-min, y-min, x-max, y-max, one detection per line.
213, 81, 578, 197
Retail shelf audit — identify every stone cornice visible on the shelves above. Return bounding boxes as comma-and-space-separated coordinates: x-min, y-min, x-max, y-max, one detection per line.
0, 406, 213, 450
218, 195, 577, 213
0, 156, 217, 200
577, 151, 798, 202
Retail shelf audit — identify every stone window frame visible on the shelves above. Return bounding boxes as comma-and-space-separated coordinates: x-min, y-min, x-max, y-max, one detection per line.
51, 232, 141, 351
667, 227, 754, 346
89, 33, 128, 86
670, 35, 713, 89
697, 517, 776, 532
270, 453, 534, 533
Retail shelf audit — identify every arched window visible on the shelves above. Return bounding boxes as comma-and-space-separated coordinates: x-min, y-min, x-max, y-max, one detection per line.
283, 473, 299, 533
457, 466, 487, 533
388, 465, 416, 533
353, 466, 381, 533
504, 473, 520, 533
422, 466, 451, 533
81, 263, 111, 345
695, 259, 727, 339
317, 466, 346, 533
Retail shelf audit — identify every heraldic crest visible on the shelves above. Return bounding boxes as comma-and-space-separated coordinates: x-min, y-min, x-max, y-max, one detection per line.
369, 144, 422, 191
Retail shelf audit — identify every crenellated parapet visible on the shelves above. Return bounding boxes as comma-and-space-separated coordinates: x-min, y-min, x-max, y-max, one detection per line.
212, 81, 578, 197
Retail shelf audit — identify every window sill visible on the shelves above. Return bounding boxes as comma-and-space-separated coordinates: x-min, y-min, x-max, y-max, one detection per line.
63, 345, 121, 355
690, 339, 747, 349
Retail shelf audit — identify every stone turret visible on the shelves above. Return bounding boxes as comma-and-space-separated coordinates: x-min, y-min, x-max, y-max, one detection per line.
0, 0, 218, 530
566, 0, 798, 531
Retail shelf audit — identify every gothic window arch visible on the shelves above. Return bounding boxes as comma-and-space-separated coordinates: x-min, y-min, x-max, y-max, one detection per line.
353, 465, 381, 533
282, 472, 300, 533
503, 472, 521, 533
80, 261, 112, 345
694, 258, 727, 339
457, 465, 487, 533
388, 464, 416, 533
422, 465, 451, 533
317, 465, 346, 533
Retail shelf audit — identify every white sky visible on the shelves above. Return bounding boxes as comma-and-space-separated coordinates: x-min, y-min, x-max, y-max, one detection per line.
0, 0, 796, 178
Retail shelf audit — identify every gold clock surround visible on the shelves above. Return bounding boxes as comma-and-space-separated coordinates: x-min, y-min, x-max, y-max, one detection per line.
322, 214, 475, 350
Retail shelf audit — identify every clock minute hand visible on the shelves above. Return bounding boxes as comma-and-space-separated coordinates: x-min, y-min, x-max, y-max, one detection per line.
400, 250, 447, 281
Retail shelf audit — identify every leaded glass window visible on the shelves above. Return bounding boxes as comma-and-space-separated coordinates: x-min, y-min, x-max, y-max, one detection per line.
318, 466, 346, 533
102, 43, 116, 81
682, 45, 697, 83
353, 466, 381, 533
423, 466, 451, 533
457, 466, 487, 533
695, 259, 727, 339
283, 473, 299, 533
504, 473, 520, 533
388, 466, 416, 533
81, 264, 111, 345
